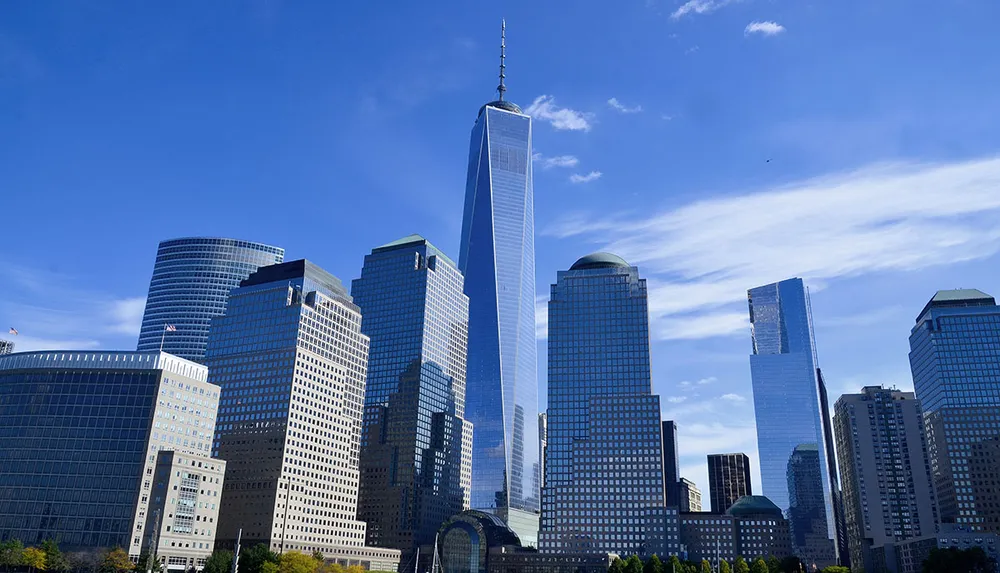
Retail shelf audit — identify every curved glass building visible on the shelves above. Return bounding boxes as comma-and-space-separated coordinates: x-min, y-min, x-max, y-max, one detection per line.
136, 237, 284, 362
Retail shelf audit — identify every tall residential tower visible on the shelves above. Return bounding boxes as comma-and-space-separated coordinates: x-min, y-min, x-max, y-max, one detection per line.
458, 22, 540, 543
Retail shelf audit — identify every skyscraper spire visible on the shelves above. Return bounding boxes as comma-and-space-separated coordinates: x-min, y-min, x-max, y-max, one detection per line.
497, 19, 506, 101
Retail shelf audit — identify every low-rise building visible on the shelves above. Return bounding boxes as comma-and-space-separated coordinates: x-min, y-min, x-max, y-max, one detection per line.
680, 496, 793, 564
874, 526, 1000, 573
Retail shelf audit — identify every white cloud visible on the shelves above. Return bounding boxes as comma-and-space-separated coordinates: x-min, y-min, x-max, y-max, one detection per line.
525, 95, 593, 131
667, 396, 688, 403
661, 114, 675, 121
721, 393, 746, 401
108, 297, 147, 335
543, 156, 1000, 339
745, 21, 786, 36
607, 98, 643, 114
535, 295, 549, 340
570, 171, 603, 184
685, 46, 700, 55
6, 335, 102, 353
671, 0, 740, 19
533, 153, 580, 169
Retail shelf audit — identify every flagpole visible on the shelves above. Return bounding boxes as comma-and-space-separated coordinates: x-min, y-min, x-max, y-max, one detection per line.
160, 324, 167, 352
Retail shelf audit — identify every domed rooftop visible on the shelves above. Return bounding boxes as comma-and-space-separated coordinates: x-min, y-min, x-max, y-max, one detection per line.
726, 495, 783, 517
570, 252, 631, 271
478, 100, 523, 117
437, 509, 522, 548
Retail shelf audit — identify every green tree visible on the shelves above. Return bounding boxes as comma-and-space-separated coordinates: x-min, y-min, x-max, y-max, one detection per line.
99, 549, 134, 573
202, 551, 234, 573
922, 546, 997, 573
135, 553, 163, 573
311, 552, 324, 563
733, 557, 750, 573
609, 558, 626, 573
820, 567, 850, 573
665, 556, 683, 573
779, 556, 803, 573
645, 555, 664, 573
623, 555, 644, 573
701, 560, 712, 573
278, 552, 318, 573
241, 544, 280, 573
23, 547, 47, 573
750, 558, 769, 573
344, 565, 364, 573
720, 560, 732, 573
0, 540, 24, 573
40, 541, 68, 573
262, 563, 279, 573
317, 563, 343, 573
766, 556, 781, 573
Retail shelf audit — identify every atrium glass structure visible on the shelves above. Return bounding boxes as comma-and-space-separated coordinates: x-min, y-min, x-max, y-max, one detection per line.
0, 350, 219, 560
352, 235, 473, 558
538, 253, 669, 556
137, 237, 284, 362
458, 82, 539, 540
909, 289, 1000, 533
748, 278, 838, 566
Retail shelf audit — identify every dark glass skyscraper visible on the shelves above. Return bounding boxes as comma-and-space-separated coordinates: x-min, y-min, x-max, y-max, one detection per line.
458, 24, 540, 544
137, 237, 284, 362
662, 421, 681, 508
748, 278, 838, 566
909, 289, 1000, 533
707, 453, 753, 513
352, 235, 472, 558
539, 253, 670, 556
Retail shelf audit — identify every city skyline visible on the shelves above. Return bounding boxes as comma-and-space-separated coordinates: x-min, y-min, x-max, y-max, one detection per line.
4, 1, 1000, 507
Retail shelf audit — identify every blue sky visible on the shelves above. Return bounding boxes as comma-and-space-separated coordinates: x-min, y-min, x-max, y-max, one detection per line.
3, 0, 1000, 508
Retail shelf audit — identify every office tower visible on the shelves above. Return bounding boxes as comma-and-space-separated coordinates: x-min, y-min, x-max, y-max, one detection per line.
0, 340, 13, 355
833, 387, 937, 573
458, 23, 539, 543
539, 253, 667, 556
708, 453, 753, 513
909, 289, 1000, 533
747, 278, 838, 565
679, 478, 702, 513
0, 350, 224, 571
662, 421, 681, 507
819, 368, 851, 567
137, 237, 284, 361
206, 260, 400, 571
351, 236, 472, 558
539, 412, 547, 490
680, 496, 793, 563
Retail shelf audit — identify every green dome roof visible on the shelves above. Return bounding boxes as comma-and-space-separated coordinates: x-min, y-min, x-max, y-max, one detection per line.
726, 495, 783, 517
570, 252, 631, 271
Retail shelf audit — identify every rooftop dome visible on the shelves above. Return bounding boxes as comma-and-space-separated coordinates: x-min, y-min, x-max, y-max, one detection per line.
478, 100, 523, 117
570, 252, 631, 271
726, 495, 783, 517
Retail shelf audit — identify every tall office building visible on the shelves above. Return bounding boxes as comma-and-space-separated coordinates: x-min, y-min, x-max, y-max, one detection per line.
206, 260, 399, 571
539, 253, 668, 555
539, 413, 547, 491
458, 23, 540, 543
662, 421, 681, 508
834, 387, 937, 573
137, 237, 284, 362
909, 289, 1000, 533
0, 351, 224, 571
748, 278, 838, 566
0, 340, 13, 355
351, 236, 472, 559
708, 453, 753, 513
678, 479, 702, 513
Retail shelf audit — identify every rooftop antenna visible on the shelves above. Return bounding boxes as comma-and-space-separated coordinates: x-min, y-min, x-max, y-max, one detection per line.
497, 19, 507, 101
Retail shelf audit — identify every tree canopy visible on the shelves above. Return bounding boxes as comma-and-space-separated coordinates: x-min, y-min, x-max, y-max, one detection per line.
99, 548, 134, 573
0, 540, 25, 573
922, 546, 997, 573
750, 558, 769, 573
241, 544, 280, 573
22, 548, 46, 573
278, 551, 319, 573
202, 550, 234, 573
733, 556, 750, 573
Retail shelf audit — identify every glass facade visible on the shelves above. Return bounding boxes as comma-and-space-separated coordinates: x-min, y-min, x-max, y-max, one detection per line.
747, 278, 837, 565
0, 351, 218, 557
206, 260, 389, 562
0, 340, 13, 355
459, 100, 539, 536
707, 453, 753, 514
539, 253, 670, 556
908, 289, 1000, 533
351, 236, 473, 556
662, 421, 680, 509
137, 237, 284, 362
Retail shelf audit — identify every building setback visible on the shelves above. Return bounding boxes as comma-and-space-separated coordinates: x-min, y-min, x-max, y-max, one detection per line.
137, 237, 284, 362
206, 260, 399, 571
707, 453, 753, 513
352, 235, 472, 562
458, 23, 540, 544
539, 253, 671, 556
0, 351, 223, 571
909, 289, 1000, 534
679, 479, 702, 513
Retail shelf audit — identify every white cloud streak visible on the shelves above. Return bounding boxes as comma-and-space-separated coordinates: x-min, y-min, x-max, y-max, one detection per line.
671, 0, 740, 19
745, 21, 786, 36
533, 153, 580, 169
525, 95, 593, 131
543, 156, 1000, 340
607, 98, 643, 114
570, 171, 603, 184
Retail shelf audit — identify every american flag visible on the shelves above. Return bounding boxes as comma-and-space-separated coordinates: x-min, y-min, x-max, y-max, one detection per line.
165, 325, 177, 332
8, 327, 17, 336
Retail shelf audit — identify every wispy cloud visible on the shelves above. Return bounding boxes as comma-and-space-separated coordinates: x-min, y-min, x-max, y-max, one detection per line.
685, 46, 700, 55
667, 396, 688, 403
607, 98, 643, 114
525, 95, 593, 131
533, 153, 580, 169
570, 171, 603, 184
679, 376, 717, 389
721, 393, 746, 401
745, 21, 786, 36
671, 0, 740, 19
535, 295, 549, 340
544, 156, 1000, 339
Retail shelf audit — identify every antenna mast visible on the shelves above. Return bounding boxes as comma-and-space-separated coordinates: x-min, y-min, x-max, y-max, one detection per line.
497, 20, 507, 101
